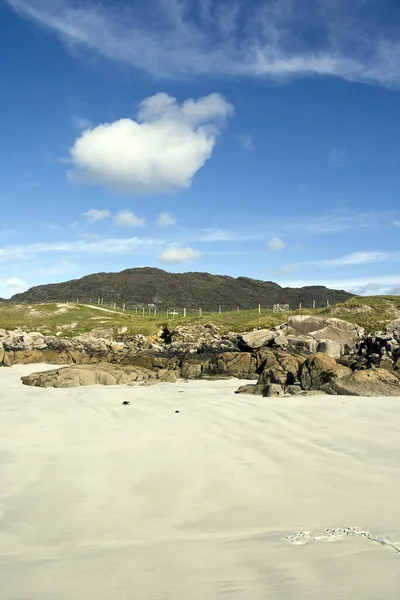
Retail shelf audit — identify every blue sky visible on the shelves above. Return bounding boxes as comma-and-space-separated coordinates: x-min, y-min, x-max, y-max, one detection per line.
1, 0, 400, 299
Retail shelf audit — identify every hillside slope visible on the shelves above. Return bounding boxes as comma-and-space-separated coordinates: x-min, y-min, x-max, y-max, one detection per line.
7, 267, 353, 310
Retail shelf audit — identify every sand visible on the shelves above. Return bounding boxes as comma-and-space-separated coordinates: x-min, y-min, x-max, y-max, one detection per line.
1, 364, 400, 599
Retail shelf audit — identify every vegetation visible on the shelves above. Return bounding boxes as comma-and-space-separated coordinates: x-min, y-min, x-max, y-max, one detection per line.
4, 266, 353, 310
0, 296, 399, 336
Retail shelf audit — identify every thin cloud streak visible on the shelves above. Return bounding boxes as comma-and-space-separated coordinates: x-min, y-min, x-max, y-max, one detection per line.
0, 236, 165, 261
5, 0, 400, 86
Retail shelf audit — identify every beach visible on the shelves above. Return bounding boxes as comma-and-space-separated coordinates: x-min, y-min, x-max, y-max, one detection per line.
1, 364, 400, 599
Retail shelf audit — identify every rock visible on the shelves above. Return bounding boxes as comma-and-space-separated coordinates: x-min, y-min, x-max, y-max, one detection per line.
180, 356, 209, 379
286, 336, 318, 354
2, 331, 47, 351
156, 369, 178, 383
286, 316, 364, 352
387, 319, 400, 338
299, 353, 351, 390
316, 340, 342, 359
240, 329, 276, 349
206, 352, 256, 379
322, 368, 400, 396
263, 383, 285, 397
235, 384, 266, 396
21, 363, 155, 388
258, 366, 291, 386
285, 385, 303, 395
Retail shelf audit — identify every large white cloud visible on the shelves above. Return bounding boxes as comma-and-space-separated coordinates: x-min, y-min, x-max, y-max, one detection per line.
69, 93, 233, 194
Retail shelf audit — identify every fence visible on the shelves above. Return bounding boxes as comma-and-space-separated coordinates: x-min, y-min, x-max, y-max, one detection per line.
26, 297, 332, 317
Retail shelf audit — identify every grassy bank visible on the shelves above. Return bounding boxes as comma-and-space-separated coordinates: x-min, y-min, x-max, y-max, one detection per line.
0, 296, 399, 337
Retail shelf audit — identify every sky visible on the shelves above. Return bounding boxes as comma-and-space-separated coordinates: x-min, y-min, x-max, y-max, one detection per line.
1, 0, 400, 299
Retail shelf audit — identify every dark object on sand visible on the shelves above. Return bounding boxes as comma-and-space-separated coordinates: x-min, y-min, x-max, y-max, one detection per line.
122, 401, 130, 405
175, 410, 180, 413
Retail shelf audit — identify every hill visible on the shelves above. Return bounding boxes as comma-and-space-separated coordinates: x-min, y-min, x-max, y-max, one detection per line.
7, 267, 353, 310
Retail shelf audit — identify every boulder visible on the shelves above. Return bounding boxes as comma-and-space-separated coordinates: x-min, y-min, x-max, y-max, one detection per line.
234, 383, 284, 397
241, 329, 276, 349
322, 368, 400, 396
235, 384, 266, 396
263, 383, 285, 397
299, 353, 351, 390
21, 363, 157, 388
206, 352, 256, 379
286, 316, 364, 352
387, 319, 400, 341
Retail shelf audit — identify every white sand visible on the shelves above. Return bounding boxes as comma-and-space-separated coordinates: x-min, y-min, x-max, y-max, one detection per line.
1, 364, 400, 599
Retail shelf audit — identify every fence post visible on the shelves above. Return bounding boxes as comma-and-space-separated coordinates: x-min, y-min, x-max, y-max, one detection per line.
98, 298, 100, 305
258, 304, 261, 314
142, 307, 145, 317
219, 305, 221, 314
312, 300, 316, 309
199, 308, 202, 317
327, 300, 330, 308
76, 299, 79, 304
237, 306, 240, 313
122, 303, 125, 311
154, 308, 157, 317
299, 302, 302, 310
184, 308, 187, 317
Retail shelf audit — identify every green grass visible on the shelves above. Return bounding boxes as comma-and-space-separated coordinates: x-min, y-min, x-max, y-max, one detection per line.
0, 296, 399, 337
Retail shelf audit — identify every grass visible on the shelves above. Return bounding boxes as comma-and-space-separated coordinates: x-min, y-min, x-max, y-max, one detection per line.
0, 297, 399, 337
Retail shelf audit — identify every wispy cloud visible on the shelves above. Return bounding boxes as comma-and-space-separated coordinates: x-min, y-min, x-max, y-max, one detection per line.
285, 211, 393, 235
5, 0, 400, 86
278, 263, 299, 275
329, 146, 348, 168
84, 208, 111, 221
0, 236, 163, 261
235, 133, 255, 151
313, 251, 400, 268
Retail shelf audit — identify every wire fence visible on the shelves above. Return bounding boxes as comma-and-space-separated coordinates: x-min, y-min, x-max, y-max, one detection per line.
32, 297, 333, 317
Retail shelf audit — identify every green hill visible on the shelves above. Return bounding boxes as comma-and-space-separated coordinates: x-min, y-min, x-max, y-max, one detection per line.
7, 267, 353, 311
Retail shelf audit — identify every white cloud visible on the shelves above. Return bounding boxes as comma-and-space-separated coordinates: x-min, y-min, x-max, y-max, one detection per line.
68, 92, 234, 193
157, 212, 176, 227
236, 133, 254, 151
348, 282, 382, 295
114, 210, 145, 227
329, 146, 348, 168
0, 237, 163, 261
84, 208, 111, 221
5, 0, 400, 86
5, 277, 26, 289
315, 251, 398, 268
268, 237, 286, 251
72, 115, 92, 131
159, 246, 201, 264
278, 264, 299, 275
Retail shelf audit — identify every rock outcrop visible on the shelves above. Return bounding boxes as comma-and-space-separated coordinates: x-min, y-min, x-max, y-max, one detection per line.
322, 368, 400, 397
21, 363, 178, 388
241, 316, 364, 358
